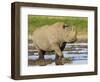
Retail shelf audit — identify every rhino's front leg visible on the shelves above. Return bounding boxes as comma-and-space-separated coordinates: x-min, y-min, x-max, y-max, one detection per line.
55, 42, 66, 65
52, 44, 64, 65
60, 42, 66, 51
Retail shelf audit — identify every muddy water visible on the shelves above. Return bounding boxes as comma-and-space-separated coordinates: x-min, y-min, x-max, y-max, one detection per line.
28, 43, 88, 65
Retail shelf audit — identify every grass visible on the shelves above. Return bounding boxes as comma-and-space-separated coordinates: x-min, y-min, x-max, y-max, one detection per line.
28, 15, 88, 34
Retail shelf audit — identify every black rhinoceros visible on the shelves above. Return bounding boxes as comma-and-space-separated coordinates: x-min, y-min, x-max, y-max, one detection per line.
32, 22, 77, 65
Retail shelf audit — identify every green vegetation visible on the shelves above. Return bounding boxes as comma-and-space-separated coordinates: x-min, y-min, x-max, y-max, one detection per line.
28, 15, 88, 34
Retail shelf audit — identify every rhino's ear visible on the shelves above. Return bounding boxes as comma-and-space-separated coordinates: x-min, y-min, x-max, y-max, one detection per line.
63, 24, 69, 29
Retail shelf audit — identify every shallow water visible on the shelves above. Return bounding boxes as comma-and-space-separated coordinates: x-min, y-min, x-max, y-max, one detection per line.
28, 43, 88, 65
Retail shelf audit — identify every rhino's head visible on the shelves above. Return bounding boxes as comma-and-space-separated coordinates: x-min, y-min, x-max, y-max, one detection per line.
62, 24, 77, 43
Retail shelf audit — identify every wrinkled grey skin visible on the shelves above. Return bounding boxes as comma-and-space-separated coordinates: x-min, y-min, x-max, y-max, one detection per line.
32, 22, 77, 65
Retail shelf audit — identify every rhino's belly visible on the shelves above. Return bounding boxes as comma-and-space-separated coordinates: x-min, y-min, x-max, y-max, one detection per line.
38, 43, 52, 51
34, 40, 52, 51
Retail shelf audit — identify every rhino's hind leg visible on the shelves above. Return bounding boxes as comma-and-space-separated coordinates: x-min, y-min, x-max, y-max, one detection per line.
37, 50, 46, 66
39, 50, 45, 60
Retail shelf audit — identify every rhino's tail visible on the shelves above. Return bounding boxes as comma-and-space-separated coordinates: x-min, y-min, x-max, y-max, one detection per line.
28, 34, 36, 50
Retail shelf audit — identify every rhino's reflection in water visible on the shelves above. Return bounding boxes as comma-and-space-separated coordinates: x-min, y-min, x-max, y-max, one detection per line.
28, 43, 88, 66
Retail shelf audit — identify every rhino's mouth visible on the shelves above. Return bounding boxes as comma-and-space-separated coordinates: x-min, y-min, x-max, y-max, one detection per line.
67, 38, 77, 43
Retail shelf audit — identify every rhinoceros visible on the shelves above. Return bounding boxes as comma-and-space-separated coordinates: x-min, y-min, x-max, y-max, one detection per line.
32, 22, 77, 65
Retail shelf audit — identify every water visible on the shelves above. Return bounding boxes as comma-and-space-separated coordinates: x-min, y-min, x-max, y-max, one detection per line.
28, 43, 88, 65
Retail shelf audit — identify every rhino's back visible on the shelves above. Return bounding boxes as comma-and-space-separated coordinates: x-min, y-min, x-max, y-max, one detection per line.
32, 23, 63, 51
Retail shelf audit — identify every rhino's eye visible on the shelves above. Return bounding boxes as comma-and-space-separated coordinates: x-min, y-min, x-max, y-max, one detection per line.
63, 24, 69, 29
